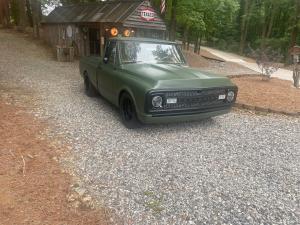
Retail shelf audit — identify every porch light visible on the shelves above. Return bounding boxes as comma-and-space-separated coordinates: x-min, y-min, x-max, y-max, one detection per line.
123, 29, 131, 37
110, 27, 118, 37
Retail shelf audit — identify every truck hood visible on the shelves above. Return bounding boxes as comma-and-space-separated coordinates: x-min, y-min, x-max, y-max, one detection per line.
121, 64, 234, 89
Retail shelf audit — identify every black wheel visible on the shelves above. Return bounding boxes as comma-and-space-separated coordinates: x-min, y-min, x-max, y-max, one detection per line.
120, 93, 142, 129
84, 73, 97, 97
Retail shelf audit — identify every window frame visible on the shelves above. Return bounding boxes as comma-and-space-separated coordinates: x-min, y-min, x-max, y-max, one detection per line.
118, 41, 187, 65
104, 40, 118, 65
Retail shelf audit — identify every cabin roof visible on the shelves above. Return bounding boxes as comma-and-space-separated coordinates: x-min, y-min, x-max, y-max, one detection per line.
45, 1, 150, 23
42, 1, 166, 30
43, 1, 143, 23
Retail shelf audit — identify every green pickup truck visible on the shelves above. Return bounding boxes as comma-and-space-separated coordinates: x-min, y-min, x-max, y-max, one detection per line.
79, 37, 237, 128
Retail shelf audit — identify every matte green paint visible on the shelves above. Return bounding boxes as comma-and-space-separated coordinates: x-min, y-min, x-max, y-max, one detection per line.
79, 38, 237, 123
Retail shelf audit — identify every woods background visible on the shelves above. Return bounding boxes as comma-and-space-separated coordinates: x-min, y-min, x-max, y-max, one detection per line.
0, 0, 299, 61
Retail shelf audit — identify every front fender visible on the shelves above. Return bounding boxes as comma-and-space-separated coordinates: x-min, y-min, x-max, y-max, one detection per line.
118, 84, 147, 115
117, 74, 155, 115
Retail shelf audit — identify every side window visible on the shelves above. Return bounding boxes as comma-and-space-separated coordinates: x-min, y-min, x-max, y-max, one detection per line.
104, 41, 117, 64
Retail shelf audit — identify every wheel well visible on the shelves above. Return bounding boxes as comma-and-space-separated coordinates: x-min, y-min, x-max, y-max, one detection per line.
118, 90, 129, 106
119, 90, 137, 108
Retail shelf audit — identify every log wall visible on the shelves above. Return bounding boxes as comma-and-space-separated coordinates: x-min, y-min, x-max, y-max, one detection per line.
42, 24, 89, 57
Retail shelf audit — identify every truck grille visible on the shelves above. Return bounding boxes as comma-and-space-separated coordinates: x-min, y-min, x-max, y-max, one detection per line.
147, 88, 236, 114
164, 89, 225, 110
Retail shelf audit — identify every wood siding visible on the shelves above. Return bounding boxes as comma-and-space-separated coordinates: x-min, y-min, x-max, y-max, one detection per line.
42, 24, 88, 57
123, 1, 166, 31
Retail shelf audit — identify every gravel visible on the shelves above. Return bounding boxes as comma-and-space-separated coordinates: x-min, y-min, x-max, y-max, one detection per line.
1, 29, 299, 225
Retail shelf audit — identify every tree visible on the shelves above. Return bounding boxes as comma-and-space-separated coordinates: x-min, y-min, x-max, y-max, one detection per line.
19, 0, 29, 31
290, 0, 300, 48
239, 0, 253, 54
176, 0, 205, 51
30, 0, 42, 38
0, 0, 11, 27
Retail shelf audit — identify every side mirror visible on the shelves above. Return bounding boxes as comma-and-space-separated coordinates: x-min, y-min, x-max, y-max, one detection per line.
103, 57, 108, 64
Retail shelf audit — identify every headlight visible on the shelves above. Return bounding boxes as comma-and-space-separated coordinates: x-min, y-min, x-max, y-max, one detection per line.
227, 91, 235, 102
152, 96, 163, 108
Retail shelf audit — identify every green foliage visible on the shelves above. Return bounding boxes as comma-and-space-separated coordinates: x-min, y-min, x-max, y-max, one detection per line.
255, 36, 290, 56
166, 0, 299, 60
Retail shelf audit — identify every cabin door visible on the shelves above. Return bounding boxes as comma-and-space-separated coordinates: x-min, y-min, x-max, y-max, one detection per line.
89, 28, 100, 55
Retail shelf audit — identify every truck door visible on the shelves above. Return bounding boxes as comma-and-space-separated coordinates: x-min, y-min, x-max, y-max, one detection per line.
97, 40, 118, 104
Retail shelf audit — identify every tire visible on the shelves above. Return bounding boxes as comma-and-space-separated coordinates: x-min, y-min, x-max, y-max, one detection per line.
84, 74, 98, 97
119, 92, 142, 129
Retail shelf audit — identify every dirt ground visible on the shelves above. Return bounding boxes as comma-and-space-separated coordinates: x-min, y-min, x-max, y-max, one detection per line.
231, 76, 300, 113
0, 99, 111, 225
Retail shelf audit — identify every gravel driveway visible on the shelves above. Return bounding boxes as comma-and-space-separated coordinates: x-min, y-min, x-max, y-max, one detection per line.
0, 29, 299, 225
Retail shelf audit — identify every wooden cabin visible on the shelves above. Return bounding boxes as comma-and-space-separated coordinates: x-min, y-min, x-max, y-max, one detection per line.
41, 0, 167, 57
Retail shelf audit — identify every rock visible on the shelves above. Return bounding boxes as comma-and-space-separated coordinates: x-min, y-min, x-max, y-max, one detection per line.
82, 195, 92, 203
81, 195, 94, 209
74, 187, 86, 196
52, 156, 59, 162
72, 200, 81, 209
66, 193, 77, 202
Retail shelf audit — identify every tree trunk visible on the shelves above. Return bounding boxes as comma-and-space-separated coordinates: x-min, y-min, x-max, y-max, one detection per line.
239, 0, 252, 54
18, 0, 28, 31
30, 0, 41, 38
260, 2, 268, 49
266, 5, 276, 39
25, 0, 33, 26
0, 1, 5, 25
169, 0, 177, 41
290, 0, 300, 48
182, 26, 188, 50
194, 32, 200, 54
0, 0, 11, 27
198, 35, 202, 54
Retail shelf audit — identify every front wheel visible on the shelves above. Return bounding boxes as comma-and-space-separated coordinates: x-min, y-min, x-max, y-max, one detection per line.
119, 93, 142, 129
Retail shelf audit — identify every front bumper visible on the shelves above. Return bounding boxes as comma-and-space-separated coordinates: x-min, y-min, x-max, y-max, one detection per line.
137, 106, 232, 124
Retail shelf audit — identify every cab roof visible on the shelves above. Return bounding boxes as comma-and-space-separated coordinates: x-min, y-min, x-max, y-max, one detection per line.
109, 37, 177, 44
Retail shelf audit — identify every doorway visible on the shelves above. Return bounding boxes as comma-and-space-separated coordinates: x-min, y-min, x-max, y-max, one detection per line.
89, 28, 100, 55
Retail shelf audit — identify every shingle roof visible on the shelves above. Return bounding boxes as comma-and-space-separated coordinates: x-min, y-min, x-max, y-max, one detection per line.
43, 1, 143, 24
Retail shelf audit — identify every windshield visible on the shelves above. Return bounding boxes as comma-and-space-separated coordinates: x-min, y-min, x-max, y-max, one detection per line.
119, 41, 186, 65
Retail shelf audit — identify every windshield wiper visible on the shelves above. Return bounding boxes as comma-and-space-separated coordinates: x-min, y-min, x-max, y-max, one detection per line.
157, 62, 183, 65
122, 61, 143, 64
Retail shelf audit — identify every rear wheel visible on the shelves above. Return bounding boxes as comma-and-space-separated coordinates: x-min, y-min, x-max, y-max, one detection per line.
84, 73, 97, 97
120, 93, 142, 129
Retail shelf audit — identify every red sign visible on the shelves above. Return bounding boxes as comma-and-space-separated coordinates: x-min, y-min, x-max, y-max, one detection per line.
140, 8, 156, 21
